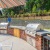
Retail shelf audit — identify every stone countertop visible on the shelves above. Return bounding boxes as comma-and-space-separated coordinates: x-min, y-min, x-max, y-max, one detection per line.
44, 36, 50, 40
9, 25, 26, 30
36, 30, 50, 36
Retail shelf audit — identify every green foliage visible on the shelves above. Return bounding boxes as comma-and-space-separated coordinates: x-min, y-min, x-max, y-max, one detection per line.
26, 0, 50, 13
31, 13, 36, 16
32, 5, 37, 13
2, 8, 12, 16
47, 10, 50, 15
38, 10, 42, 16
42, 10, 47, 15
37, 10, 47, 16
14, 14, 17, 18
2, 5, 24, 17
1, 0, 50, 18
11, 11, 14, 16
21, 14, 24, 17
26, 0, 35, 12
23, 13, 31, 17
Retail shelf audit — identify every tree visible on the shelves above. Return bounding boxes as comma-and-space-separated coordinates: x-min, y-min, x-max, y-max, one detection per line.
26, 0, 35, 12
25, 0, 50, 12
2, 5, 24, 17
32, 5, 37, 13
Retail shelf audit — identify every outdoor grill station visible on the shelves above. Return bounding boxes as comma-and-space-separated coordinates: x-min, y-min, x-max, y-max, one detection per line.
25, 23, 50, 50
0, 22, 9, 34
0, 22, 50, 50
25, 23, 43, 47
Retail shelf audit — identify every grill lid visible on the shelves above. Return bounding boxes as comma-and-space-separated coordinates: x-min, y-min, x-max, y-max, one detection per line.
26, 23, 43, 31
25, 23, 43, 34
0, 22, 9, 29
0, 22, 8, 25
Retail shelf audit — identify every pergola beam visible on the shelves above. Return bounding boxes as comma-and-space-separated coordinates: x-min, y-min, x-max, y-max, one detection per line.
0, 0, 26, 8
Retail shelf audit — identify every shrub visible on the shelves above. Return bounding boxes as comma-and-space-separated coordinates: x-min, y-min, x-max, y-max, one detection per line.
11, 11, 14, 17
20, 14, 24, 17
28, 13, 31, 17
23, 13, 27, 17
17, 14, 19, 18
47, 10, 50, 16
47, 12, 50, 16
32, 6, 37, 13
14, 14, 17, 18
0, 15, 5, 18
37, 10, 42, 16
31, 13, 36, 17
17, 14, 21, 18
23, 13, 31, 17
42, 10, 47, 16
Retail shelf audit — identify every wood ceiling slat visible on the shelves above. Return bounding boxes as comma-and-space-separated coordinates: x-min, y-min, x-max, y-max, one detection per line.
0, 0, 8, 8
0, 0, 26, 8
14, 0, 23, 6
21, 0, 26, 4
6, 0, 14, 7
2, 0, 12, 8
19, 0, 26, 5
8, 0, 18, 6
0, 1, 3, 8
0, 1, 7, 8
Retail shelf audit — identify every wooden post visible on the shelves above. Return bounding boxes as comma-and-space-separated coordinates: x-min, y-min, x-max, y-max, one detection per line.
48, 40, 49, 50
47, 40, 48, 50
43, 38, 44, 50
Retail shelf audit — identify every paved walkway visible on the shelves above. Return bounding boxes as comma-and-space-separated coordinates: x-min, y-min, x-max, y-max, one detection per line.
0, 34, 37, 50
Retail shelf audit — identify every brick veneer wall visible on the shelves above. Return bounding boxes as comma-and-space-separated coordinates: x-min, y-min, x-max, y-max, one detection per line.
20, 30, 27, 41
7, 28, 14, 35
35, 34, 43, 50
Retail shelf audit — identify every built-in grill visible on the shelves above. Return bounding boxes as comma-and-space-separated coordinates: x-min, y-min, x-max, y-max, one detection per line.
25, 23, 43, 36
25, 23, 43, 47
0, 22, 9, 34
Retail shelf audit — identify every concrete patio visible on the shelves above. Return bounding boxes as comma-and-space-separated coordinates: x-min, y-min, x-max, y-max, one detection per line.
0, 34, 37, 50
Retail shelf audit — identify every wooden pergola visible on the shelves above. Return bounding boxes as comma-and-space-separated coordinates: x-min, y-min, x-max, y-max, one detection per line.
0, 0, 26, 8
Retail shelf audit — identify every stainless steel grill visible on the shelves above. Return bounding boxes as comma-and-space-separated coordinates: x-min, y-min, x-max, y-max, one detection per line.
0, 22, 9, 34
25, 23, 43, 36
